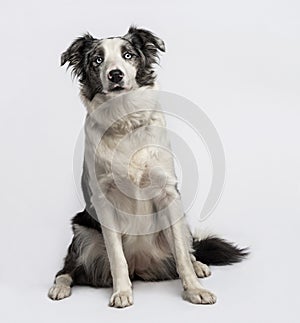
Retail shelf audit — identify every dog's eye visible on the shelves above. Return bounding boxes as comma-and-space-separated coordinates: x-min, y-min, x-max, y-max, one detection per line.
123, 52, 132, 60
94, 56, 103, 65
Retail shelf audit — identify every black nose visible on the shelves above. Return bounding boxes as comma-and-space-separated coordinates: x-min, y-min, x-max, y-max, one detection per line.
108, 69, 124, 83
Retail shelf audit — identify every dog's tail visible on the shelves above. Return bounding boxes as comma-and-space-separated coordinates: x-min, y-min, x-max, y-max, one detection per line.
193, 236, 249, 266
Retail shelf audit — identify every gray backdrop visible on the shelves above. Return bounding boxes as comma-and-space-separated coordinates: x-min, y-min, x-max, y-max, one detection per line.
0, 0, 299, 322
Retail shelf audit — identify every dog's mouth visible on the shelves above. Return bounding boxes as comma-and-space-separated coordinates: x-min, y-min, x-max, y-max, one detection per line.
109, 86, 125, 92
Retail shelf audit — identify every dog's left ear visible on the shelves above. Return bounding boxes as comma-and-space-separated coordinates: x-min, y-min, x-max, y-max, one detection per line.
124, 26, 165, 54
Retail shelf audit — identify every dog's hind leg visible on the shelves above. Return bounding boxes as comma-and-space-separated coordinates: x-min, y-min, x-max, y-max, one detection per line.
48, 239, 77, 301
190, 254, 211, 278
48, 274, 73, 301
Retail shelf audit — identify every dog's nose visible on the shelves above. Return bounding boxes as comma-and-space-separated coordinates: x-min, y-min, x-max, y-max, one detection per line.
108, 69, 124, 83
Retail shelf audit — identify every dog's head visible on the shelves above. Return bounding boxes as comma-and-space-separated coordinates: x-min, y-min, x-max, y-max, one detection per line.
61, 26, 165, 102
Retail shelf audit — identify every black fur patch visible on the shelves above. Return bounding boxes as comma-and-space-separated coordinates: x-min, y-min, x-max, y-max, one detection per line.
71, 209, 101, 233
123, 26, 165, 87
56, 210, 112, 287
61, 33, 103, 100
193, 236, 249, 266
56, 236, 113, 288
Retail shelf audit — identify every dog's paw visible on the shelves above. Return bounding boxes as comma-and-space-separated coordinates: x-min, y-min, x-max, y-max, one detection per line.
109, 290, 133, 308
193, 261, 211, 278
48, 284, 71, 301
182, 288, 216, 304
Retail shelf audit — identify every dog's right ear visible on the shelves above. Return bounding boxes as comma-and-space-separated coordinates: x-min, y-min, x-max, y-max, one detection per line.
61, 33, 95, 78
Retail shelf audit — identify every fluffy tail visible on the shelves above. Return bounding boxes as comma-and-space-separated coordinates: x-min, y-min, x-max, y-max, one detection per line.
193, 236, 249, 266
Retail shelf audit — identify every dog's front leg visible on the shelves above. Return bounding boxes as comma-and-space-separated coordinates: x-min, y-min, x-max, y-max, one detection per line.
102, 226, 133, 308
92, 191, 133, 308
169, 215, 216, 304
156, 188, 216, 304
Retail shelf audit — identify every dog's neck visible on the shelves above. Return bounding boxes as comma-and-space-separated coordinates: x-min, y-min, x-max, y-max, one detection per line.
82, 84, 164, 138
80, 83, 159, 115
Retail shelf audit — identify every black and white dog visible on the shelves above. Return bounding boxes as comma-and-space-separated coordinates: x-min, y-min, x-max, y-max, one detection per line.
48, 26, 248, 308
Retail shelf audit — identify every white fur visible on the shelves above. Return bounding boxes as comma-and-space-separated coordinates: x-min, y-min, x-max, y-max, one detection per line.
48, 274, 72, 300
100, 38, 139, 94
192, 260, 211, 278
80, 85, 216, 307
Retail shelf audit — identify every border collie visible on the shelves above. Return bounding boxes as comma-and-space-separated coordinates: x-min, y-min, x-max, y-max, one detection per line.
48, 26, 248, 308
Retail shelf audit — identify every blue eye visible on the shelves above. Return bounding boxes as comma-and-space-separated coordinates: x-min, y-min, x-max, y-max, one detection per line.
124, 52, 132, 60
95, 57, 103, 65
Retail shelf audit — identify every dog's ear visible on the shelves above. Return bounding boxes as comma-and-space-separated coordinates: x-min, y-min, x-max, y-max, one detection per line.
61, 33, 95, 79
124, 26, 165, 54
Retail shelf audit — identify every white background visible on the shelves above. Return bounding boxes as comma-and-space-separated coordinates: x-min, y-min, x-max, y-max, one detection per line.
1, 0, 300, 322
